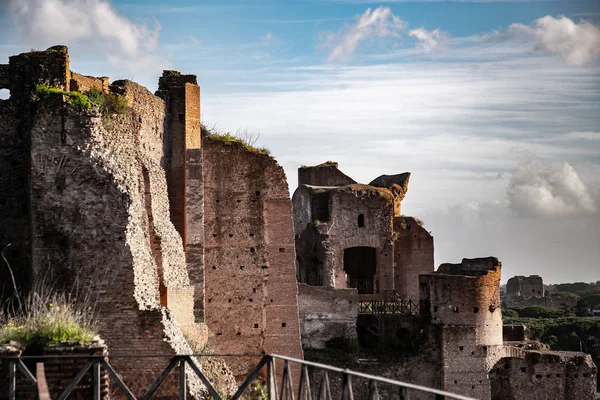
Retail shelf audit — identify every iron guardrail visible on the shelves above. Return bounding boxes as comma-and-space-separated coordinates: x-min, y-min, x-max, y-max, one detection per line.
5, 353, 476, 400
357, 299, 420, 315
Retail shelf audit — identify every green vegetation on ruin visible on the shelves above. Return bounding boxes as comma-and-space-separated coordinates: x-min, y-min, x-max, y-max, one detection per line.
36, 84, 92, 111
203, 125, 271, 155
0, 291, 96, 347
85, 88, 128, 115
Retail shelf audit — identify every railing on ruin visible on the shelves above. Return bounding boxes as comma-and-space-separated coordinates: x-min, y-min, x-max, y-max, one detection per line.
5, 353, 475, 400
357, 299, 420, 315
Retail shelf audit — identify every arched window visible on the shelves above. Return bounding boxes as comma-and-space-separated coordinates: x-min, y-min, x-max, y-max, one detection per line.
358, 214, 365, 227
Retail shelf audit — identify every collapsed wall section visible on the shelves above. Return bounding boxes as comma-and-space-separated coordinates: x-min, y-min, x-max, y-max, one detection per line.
202, 135, 303, 378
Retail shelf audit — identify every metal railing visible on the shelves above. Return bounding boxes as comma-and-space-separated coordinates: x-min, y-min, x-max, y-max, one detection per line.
357, 299, 420, 315
5, 353, 476, 400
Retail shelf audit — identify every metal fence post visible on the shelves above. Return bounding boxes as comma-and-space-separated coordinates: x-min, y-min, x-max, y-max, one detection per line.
92, 360, 101, 400
8, 359, 16, 400
179, 357, 187, 400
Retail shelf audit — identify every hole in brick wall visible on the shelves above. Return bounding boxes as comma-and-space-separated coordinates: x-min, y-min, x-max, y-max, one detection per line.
250, 233, 255, 237
535, 375, 542, 379
556, 374, 561, 377
281, 322, 286, 327
229, 234, 233, 237
433, 306, 438, 312
454, 380, 457, 384
117, 236, 124, 241
479, 380, 482, 384
483, 346, 487, 352
212, 266, 216, 270
228, 299, 231, 303
255, 191, 260, 196
236, 332, 241, 336
254, 324, 259, 328
208, 298, 212, 303
240, 266, 245, 270
0, 88, 10, 100
471, 351, 475, 355
489, 305, 497, 313
217, 332, 222, 336
216, 199, 220, 203
546, 374, 551, 378
212, 233, 217, 238
575, 374, 579, 378
453, 306, 459, 312
261, 265, 268, 270
270, 299, 273, 302
279, 248, 285, 252
250, 247, 255, 253
252, 199, 256, 202
459, 346, 464, 351
471, 386, 475, 390
473, 307, 479, 313
249, 298, 253, 302
253, 288, 256, 293
237, 199, 241, 203
521, 367, 527, 373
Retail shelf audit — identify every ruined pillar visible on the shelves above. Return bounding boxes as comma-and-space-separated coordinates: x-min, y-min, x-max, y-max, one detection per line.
157, 72, 205, 316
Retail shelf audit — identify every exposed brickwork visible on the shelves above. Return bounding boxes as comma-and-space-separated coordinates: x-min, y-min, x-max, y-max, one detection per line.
70, 72, 109, 93
393, 216, 434, 299
505, 275, 544, 302
298, 161, 356, 187
490, 351, 597, 400
202, 135, 303, 378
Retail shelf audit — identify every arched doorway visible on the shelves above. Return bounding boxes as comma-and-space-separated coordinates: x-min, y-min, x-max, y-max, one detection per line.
343, 246, 376, 294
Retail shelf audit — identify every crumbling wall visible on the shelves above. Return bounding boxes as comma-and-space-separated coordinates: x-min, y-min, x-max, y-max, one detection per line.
202, 135, 303, 378
393, 216, 434, 299
506, 275, 544, 300
298, 162, 356, 187
297, 283, 358, 349
490, 351, 597, 400
0, 47, 71, 303
70, 72, 108, 93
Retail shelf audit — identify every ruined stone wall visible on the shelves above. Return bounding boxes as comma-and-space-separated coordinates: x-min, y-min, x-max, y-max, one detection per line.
297, 284, 358, 349
70, 72, 108, 93
506, 275, 544, 300
0, 47, 73, 303
157, 72, 205, 317
490, 352, 597, 400
326, 186, 395, 291
420, 259, 503, 346
24, 75, 205, 396
298, 162, 356, 187
202, 136, 303, 378
393, 216, 434, 300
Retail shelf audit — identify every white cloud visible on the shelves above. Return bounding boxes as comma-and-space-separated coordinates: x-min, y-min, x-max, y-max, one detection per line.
263, 32, 275, 41
507, 161, 597, 217
408, 27, 449, 53
327, 7, 405, 61
8, 0, 170, 74
507, 15, 600, 65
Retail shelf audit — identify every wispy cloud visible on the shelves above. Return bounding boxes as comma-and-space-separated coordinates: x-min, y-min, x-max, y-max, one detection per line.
490, 15, 600, 66
408, 27, 449, 53
327, 7, 406, 61
8, 0, 170, 75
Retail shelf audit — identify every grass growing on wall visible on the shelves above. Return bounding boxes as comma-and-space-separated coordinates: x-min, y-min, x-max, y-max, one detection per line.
202, 124, 271, 155
85, 88, 128, 115
0, 290, 96, 347
35, 84, 92, 111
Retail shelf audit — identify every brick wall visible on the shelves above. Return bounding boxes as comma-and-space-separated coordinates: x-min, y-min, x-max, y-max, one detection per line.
298, 162, 356, 187
297, 284, 358, 349
393, 216, 434, 300
490, 351, 597, 400
70, 72, 108, 93
202, 136, 303, 378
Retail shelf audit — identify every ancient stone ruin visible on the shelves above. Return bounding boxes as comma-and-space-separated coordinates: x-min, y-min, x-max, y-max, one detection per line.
0, 47, 597, 399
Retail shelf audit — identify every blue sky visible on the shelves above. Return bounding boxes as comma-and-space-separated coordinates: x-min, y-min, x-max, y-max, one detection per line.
1, 0, 599, 283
